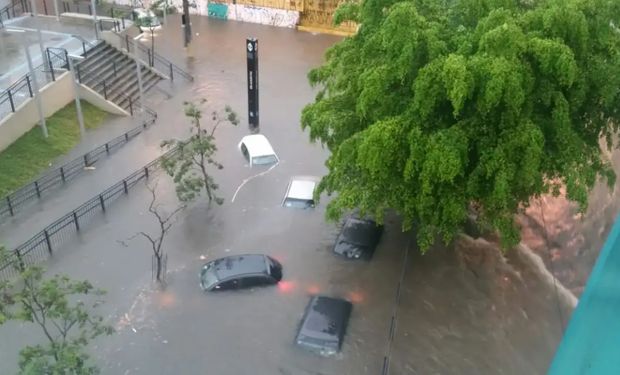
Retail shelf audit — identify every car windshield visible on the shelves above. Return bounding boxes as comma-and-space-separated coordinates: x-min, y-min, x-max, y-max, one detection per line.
252, 155, 277, 165
200, 265, 219, 289
284, 198, 314, 209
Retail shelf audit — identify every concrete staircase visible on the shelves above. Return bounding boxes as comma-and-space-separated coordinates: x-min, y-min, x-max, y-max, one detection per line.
75, 41, 162, 112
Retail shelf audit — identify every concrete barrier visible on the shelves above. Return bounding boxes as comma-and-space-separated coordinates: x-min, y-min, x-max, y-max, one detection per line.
0, 71, 129, 152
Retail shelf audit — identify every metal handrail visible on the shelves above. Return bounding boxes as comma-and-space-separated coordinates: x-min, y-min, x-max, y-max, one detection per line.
122, 33, 194, 82
0, 0, 27, 23
76, 57, 158, 119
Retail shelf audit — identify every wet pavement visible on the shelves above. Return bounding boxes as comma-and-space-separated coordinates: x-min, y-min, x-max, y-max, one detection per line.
0, 15, 584, 375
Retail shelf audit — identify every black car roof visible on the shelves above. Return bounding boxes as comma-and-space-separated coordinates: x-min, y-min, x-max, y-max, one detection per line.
299, 296, 352, 343
209, 254, 268, 280
340, 217, 383, 247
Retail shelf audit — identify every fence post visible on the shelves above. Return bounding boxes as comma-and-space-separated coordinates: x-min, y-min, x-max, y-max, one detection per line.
169, 63, 174, 82
105, 143, 109, 153
34, 181, 41, 198
47, 49, 55, 81
7, 90, 15, 112
60, 166, 66, 182
83, 154, 89, 166
128, 96, 133, 115
82, 41, 87, 56
77, 64, 81, 83
99, 194, 105, 212
147, 49, 152, 67
26, 75, 33, 97
103, 80, 108, 99
144, 167, 150, 178
125, 34, 130, 52
6, 196, 14, 216
124, 132, 129, 141
44, 230, 52, 254
123, 180, 128, 194
73, 211, 80, 231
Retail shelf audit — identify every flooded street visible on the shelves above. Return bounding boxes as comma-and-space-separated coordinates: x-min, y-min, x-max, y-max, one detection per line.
0, 15, 588, 375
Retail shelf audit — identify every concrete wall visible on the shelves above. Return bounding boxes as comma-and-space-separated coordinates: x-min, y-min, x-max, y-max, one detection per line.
110, 0, 300, 27
0, 71, 73, 152
226, 4, 299, 28
78, 84, 129, 116
0, 71, 129, 152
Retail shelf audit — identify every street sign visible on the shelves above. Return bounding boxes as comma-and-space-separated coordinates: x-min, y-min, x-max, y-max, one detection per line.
246, 38, 259, 133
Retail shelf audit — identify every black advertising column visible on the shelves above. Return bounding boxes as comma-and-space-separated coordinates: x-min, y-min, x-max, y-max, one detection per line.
246, 38, 259, 133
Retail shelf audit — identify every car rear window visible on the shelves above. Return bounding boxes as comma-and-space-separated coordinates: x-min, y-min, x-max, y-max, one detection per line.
252, 155, 278, 165
284, 198, 314, 209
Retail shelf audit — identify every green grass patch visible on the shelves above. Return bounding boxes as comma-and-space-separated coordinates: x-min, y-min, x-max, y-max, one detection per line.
0, 101, 109, 197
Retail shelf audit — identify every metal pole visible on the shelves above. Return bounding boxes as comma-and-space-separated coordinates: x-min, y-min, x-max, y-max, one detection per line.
133, 40, 145, 125
68, 56, 85, 137
24, 41, 48, 138
163, 0, 167, 25
182, 0, 191, 48
91, 0, 99, 39
29, 0, 47, 70
52, 0, 59, 20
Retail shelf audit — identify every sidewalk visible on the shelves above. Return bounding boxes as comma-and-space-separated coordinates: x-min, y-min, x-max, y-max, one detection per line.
0, 15, 96, 89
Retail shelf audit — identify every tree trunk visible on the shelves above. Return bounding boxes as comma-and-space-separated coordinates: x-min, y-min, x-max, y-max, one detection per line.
155, 253, 162, 282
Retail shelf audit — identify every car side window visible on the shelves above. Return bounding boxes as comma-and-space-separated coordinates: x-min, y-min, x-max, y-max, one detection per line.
242, 276, 267, 288
217, 279, 240, 290
241, 144, 249, 161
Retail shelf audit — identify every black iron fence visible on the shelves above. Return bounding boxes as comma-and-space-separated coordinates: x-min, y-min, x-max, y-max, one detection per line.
121, 33, 194, 82
0, 108, 157, 221
0, 0, 27, 24
0, 146, 177, 280
1, 40, 100, 120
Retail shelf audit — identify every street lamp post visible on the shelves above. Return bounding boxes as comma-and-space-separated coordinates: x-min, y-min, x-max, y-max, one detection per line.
91, 0, 99, 39
7, 29, 48, 138
132, 39, 145, 126
68, 54, 86, 137
28, 0, 47, 67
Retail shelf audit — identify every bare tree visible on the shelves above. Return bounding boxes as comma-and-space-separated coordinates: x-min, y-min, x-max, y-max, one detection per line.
124, 181, 185, 283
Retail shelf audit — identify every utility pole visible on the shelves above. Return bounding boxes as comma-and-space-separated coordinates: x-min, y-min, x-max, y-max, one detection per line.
68, 54, 86, 137
91, 0, 99, 39
163, 0, 167, 25
132, 39, 146, 126
29, 0, 47, 67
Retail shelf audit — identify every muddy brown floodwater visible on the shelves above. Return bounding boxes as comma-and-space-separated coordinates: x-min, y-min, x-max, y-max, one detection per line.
1, 14, 614, 375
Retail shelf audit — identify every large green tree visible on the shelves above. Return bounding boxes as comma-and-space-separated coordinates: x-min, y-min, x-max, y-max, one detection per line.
302, 0, 620, 250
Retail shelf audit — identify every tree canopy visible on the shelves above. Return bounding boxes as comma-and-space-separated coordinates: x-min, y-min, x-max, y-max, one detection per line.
302, 0, 620, 250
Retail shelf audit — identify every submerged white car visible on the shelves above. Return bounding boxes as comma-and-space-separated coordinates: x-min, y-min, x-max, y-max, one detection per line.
238, 134, 279, 167
282, 176, 320, 209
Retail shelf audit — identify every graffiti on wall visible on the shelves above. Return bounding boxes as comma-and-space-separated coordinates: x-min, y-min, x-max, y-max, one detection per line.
226, 4, 299, 28
207, 2, 228, 19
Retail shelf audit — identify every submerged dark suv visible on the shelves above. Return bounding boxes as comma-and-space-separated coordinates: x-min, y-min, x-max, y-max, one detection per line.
199, 254, 283, 291
295, 296, 353, 357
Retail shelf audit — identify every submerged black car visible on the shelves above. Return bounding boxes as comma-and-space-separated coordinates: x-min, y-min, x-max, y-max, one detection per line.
333, 216, 384, 260
295, 296, 353, 357
199, 254, 283, 291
